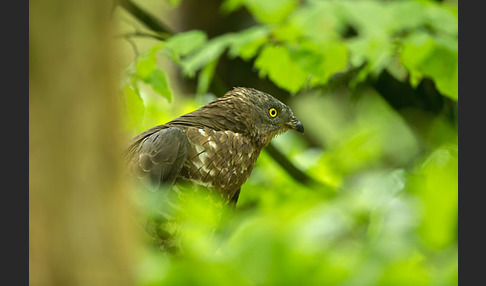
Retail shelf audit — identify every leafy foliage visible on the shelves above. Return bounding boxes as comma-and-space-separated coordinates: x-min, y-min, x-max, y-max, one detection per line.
118, 0, 458, 285
130, 0, 456, 98
121, 0, 457, 111
401, 32, 458, 100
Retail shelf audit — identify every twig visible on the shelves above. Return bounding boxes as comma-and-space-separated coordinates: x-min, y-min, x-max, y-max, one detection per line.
117, 31, 168, 42
264, 143, 335, 195
264, 143, 313, 185
118, 0, 174, 36
123, 36, 139, 62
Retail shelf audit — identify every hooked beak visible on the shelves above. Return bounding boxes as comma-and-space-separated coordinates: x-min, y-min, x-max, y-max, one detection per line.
287, 116, 304, 133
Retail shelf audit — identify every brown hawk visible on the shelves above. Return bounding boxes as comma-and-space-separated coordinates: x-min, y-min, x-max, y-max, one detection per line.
125, 87, 303, 249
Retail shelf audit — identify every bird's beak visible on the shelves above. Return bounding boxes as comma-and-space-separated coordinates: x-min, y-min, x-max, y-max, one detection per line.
287, 116, 304, 133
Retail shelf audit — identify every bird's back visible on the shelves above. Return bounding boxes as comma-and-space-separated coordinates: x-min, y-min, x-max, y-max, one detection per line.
176, 126, 260, 202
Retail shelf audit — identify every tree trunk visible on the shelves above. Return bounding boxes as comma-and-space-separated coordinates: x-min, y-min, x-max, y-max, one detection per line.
29, 1, 135, 285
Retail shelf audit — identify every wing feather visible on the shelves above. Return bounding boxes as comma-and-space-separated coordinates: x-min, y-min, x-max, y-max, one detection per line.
127, 127, 189, 190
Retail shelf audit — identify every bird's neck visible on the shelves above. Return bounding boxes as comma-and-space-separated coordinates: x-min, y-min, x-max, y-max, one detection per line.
249, 130, 277, 150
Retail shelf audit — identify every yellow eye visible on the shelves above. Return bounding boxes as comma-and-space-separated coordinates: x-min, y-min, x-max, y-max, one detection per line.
269, 108, 278, 118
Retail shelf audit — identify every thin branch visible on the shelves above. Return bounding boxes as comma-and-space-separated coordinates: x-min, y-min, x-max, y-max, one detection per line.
123, 36, 139, 62
117, 31, 168, 42
118, 0, 174, 36
264, 142, 332, 192
263, 142, 310, 183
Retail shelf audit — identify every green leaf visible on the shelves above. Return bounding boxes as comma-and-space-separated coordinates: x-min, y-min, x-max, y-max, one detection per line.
136, 44, 164, 80
228, 26, 270, 60
220, 0, 245, 14
254, 44, 308, 93
387, 2, 427, 34
144, 68, 172, 102
346, 35, 393, 85
338, 1, 391, 37
122, 84, 145, 128
165, 30, 207, 58
136, 53, 157, 80
287, 41, 348, 86
255, 41, 347, 92
378, 252, 431, 286
244, 0, 297, 25
283, 1, 342, 43
425, 2, 458, 37
412, 145, 458, 250
386, 55, 409, 83
401, 33, 458, 100
180, 34, 234, 77
196, 59, 218, 96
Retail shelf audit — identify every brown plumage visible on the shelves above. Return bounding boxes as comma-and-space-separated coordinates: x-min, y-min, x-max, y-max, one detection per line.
125, 87, 303, 250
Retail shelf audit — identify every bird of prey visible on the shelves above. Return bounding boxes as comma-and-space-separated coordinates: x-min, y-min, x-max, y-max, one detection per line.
125, 87, 304, 250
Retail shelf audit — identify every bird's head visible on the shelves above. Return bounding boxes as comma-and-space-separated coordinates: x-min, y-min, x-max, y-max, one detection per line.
220, 87, 304, 147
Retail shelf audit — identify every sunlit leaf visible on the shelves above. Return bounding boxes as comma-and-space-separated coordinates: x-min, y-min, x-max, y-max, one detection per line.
122, 84, 144, 128
136, 248, 170, 286
401, 33, 458, 100
287, 41, 348, 86
412, 145, 458, 250
346, 35, 393, 84
136, 53, 157, 80
254, 44, 308, 93
220, 0, 245, 14
228, 26, 270, 60
285, 1, 342, 42
180, 34, 233, 77
425, 2, 458, 37
196, 58, 218, 95
136, 44, 164, 80
244, 0, 297, 25
165, 30, 207, 58
337, 1, 396, 38
144, 68, 172, 102
387, 1, 428, 34
378, 252, 431, 286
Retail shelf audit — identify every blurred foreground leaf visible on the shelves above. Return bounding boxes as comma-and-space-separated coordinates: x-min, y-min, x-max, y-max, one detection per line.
411, 145, 458, 250
136, 44, 164, 80
165, 30, 208, 60
122, 84, 145, 128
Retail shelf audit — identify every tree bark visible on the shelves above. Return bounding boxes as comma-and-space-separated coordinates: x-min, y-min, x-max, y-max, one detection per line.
30, 1, 135, 285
